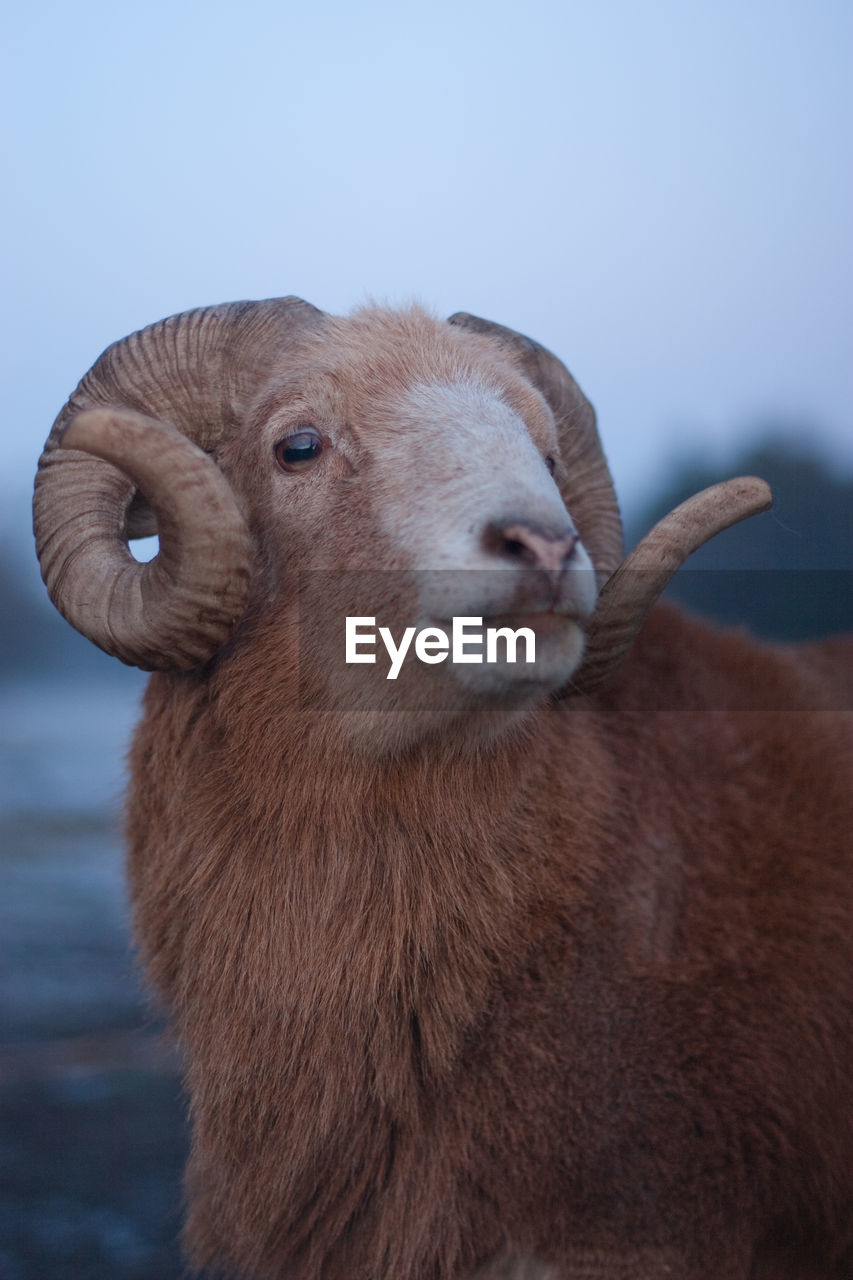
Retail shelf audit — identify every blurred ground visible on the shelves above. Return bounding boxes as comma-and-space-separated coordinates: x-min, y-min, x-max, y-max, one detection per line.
0, 680, 189, 1280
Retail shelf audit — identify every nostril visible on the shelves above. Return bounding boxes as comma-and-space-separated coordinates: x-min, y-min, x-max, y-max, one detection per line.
482, 521, 514, 557
483, 521, 579, 571
482, 522, 532, 563
502, 536, 529, 561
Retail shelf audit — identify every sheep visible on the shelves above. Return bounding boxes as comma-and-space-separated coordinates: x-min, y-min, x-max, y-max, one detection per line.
33, 297, 853, 1280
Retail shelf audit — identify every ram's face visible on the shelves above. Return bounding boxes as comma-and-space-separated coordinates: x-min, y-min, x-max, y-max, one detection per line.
35, 299, 646, 724
223, 325, 597, 707
35, 297, 767, 728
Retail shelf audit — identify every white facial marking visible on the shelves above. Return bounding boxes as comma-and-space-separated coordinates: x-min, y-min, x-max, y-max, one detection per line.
380, 377, 596, 600
381, 380, 567, 569
370, 379, 598, 695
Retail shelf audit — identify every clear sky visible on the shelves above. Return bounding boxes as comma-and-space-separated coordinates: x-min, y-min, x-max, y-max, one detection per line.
3, 0, 851, 547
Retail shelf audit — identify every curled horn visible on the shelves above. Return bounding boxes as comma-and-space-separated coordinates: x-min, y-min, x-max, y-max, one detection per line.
33, 297, 325, 670
571, 476, 773, 695
446, 313, 772, 695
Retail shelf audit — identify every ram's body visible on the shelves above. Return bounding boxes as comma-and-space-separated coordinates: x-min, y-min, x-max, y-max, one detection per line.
33, 300, 853, 1279
123, 605, 852, 1280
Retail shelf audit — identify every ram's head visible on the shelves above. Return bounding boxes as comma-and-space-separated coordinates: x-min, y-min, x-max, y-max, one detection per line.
33, 298, 770, 709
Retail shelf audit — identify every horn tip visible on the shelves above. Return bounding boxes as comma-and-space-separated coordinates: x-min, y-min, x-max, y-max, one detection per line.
728, 474, 773, 515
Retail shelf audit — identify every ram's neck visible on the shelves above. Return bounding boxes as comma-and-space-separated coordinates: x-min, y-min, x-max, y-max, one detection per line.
126, 665, 612, 1277
128, 668, 609, 1091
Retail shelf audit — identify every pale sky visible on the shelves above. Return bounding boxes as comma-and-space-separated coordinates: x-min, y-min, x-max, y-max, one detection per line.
3, 0, 851, 550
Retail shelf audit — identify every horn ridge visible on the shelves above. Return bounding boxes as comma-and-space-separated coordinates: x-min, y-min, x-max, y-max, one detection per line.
34, 297, 324, 669
570, 476, 773, 696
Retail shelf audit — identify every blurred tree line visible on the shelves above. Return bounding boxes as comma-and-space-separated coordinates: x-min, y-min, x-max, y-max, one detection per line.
2, 433, 851, 682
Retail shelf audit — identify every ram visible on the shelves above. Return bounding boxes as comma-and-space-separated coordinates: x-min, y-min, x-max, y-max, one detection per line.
34, 299, 853, 1279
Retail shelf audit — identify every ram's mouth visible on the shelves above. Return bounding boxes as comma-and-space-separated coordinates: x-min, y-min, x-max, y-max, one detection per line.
481, 609, 581, 635
430, 609, 582, 636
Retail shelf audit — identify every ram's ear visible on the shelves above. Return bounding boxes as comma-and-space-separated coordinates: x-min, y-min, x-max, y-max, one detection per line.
448, 312, 622, 585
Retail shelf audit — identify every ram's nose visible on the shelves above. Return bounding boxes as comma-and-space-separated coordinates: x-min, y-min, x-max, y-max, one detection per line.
482, 521, 580, 572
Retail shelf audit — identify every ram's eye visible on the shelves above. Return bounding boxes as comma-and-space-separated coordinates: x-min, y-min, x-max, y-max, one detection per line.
545, 456, 556, 476
274, 428, 323, 472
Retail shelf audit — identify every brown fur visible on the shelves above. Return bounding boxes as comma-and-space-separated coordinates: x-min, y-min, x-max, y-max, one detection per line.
126, 598, 853, 1279
45, 302, 839, 1279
